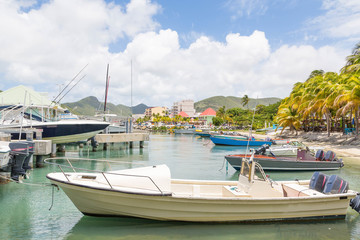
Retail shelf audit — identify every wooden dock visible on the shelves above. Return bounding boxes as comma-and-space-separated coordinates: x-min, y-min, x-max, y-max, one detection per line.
95, 132, 149, 149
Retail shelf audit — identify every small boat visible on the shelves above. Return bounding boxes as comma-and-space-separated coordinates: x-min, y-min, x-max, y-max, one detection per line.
210, 135, 272, 146
173, 128, 195, 134
0, 141, 34, 181
46, 155, 359, 222
194, 132, 212, 137
225, 147, 344, 171
268, 141, 323, 157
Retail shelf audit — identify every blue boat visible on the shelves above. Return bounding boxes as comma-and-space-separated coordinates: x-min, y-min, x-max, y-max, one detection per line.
210, 135, 272, 146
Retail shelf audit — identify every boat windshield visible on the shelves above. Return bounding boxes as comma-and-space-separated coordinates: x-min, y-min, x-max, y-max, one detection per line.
240, 159, 267, 182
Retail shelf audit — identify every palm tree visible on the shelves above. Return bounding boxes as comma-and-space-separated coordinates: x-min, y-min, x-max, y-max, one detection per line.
275, 106, 301, 135
334, 74, 360, 135
341, 42, 360, 74
216, 106, 226, 120
307, 69, 324, 80
241, 95, 249, 109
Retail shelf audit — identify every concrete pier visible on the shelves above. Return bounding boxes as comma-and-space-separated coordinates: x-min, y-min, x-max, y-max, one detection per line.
95, 133, 149, 149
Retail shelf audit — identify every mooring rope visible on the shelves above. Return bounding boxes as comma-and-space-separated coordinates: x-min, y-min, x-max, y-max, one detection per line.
0, 174, 53, 187
49, 184, 59, 211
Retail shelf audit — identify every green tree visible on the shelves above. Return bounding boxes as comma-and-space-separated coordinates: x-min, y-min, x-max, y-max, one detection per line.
341, 42, 360, 74
212, 117, 224, 126
241, 95, 249, 109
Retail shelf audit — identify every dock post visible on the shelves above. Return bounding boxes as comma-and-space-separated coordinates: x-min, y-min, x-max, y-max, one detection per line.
58, 145, 66, 152
90, 137, 97, 152
103, 143, 109, 150
129, 142, 133, 148
140, 141, 144, 148
51, 144, 57, 157
35, 156, 43, 168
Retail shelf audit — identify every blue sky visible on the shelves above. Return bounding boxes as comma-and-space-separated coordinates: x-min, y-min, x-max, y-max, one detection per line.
152, 0, 326, 48
0, 0, 359, 107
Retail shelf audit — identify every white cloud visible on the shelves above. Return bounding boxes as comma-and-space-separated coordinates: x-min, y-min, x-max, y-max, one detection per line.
0, 0, 350, 109
310, 0, 360, 40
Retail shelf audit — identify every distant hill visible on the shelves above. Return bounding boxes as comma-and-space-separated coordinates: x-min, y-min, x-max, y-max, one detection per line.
63, 96, 136, 116
63, 95, 281, 116
131, 103, 148, 114
194, 96, 282, 112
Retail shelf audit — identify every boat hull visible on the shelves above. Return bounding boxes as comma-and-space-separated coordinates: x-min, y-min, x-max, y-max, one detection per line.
210, 136, 272, 146
173, 129, 195, 134
47, 176, 353, 222
225, 155, 343, 171
4, 120, 109, 144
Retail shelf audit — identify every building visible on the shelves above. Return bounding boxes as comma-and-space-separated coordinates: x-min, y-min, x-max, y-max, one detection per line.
145, 106, 168, 119
178, 111, 189, 118
198, 108, 217, 125
171, 100, 195, 117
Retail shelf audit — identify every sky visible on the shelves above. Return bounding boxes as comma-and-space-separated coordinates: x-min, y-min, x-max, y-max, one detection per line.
1, 0, 360, 108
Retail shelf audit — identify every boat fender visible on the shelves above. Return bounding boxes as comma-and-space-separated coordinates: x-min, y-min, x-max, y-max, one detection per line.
315, 149, 325, 161
350, 194, 360, 213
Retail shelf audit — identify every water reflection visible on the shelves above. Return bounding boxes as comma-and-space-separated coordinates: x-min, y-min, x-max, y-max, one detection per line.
66, 215, 356, 240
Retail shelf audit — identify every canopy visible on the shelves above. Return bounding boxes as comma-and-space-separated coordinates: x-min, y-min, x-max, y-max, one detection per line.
0, 85, 53, 106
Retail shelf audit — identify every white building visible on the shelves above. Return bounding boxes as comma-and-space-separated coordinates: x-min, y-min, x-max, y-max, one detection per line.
171, 99, 195, 117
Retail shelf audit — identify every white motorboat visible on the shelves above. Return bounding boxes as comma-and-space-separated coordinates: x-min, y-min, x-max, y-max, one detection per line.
0, 105, 109, 144
46, 155, 360, 222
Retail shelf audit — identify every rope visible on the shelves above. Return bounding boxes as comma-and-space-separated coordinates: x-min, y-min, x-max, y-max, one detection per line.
49, 184, 59, 211
218, 157, 226, 171
0, 174, 53, 187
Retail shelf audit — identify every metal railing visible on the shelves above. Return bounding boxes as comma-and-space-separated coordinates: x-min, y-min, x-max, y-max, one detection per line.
44, 157, 166, 195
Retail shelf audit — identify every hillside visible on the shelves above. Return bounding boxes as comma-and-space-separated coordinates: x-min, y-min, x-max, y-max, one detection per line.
63, 96, 140, 116
63, 95, 282, 116
194, 96, 282, 112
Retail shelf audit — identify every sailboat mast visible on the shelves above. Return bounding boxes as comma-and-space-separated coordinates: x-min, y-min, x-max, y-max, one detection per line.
104, 64, 110, 112
131, 60, 133, 116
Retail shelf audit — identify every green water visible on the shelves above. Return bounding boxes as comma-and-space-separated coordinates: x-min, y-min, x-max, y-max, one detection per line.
1, 134, 360, 240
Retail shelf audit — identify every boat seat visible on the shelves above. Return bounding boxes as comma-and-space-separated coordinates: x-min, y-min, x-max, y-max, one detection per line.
282, 183, 324, 197
222, 186, 251, 197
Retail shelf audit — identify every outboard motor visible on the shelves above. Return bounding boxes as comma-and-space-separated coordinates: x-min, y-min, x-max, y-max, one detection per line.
350, 194, 360, 213
255, 144, 269, 155
324, 150, 336, 161
323, 175, 349, 194
22, 141, 34, 176
9, 142, 29, 182
315, 149, 325, 161
309, 172, 328, 192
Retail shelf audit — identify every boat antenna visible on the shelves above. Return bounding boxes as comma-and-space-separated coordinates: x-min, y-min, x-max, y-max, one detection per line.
52, 63, 88, 104
104, 64, 110, 112
56, 75, 87, 103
